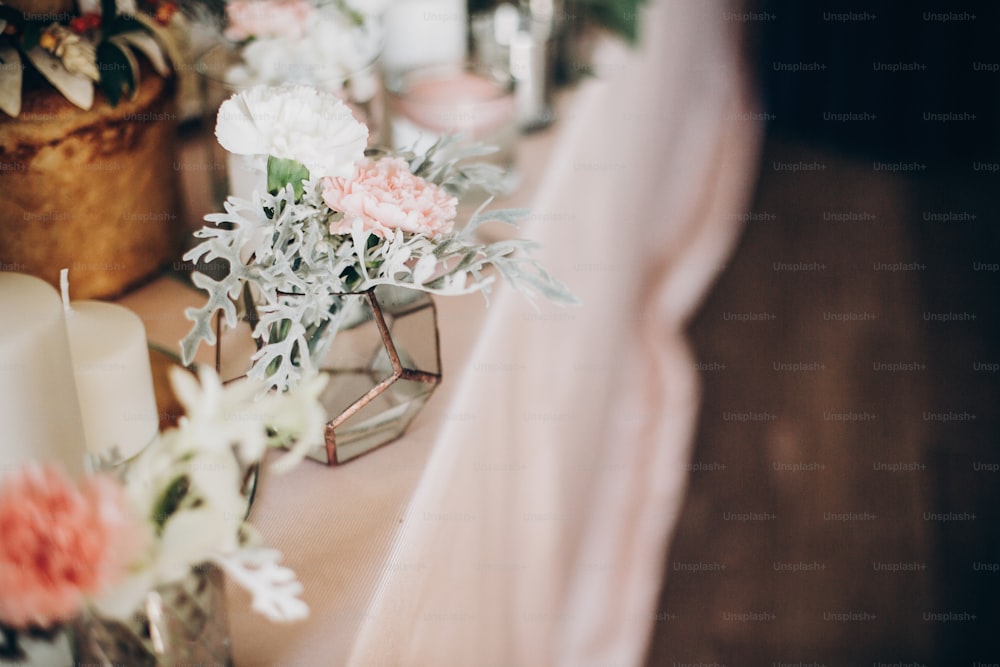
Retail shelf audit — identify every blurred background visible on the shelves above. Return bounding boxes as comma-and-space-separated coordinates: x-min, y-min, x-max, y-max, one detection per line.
642, 0, 1000, 663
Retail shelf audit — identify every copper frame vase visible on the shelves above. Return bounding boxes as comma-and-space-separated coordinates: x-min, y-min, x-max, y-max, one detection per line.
217, 285, 442, 465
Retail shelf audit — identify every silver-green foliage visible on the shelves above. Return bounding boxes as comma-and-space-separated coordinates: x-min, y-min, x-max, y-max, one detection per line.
181, 140, 577, 392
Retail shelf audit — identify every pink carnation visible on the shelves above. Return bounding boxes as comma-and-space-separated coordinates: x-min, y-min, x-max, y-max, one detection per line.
0, 465, 142, 629
322, 157, 458, 238
224, 0, 313, 41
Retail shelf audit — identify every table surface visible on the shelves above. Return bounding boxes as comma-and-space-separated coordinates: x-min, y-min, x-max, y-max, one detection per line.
122, 1, 762, 663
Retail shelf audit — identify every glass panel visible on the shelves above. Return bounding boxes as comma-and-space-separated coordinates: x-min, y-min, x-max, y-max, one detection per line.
215, 286, 440, 465
308, 288, 441, 464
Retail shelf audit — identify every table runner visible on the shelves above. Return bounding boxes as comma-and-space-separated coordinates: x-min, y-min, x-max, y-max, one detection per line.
339, 0, 761, 662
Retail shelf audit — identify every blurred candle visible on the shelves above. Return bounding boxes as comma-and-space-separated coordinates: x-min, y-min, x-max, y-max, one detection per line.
393, 69, 515, 137
510, 29, 554, 130
62, 273, 158, 463
382, 0, 466, 72
389, 66, 518, 178
0, 272, 86, 476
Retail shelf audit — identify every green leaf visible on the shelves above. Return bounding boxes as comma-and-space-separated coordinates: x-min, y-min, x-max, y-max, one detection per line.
20, 23, 41, 52
575, 0, 647, 44
108, 15, 149, 37
151, 475, 190, 533
96, 40, 137, 107
344, 6, 365, 26
101, 0, 117, 34
0, 7, 23, 27
267, 156, 309, 199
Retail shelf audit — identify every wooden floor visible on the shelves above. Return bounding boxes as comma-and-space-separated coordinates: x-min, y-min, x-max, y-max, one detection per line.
645, 137, 1000, 665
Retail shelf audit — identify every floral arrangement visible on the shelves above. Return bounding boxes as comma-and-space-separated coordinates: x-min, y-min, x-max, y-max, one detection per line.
0, 366, 326, 658
218, 0, 384, 103
0, 0, 178, 117
180, 84, 576, 393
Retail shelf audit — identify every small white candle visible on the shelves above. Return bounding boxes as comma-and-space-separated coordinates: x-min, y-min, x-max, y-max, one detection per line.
395, 71, 515, 136
63, 275, 159, 462
390, 68, 518, 172
382, 0, 467, 72
0, 272, 86, 476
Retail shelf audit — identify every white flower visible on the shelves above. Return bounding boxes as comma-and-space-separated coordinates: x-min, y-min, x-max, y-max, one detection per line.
222, 2, 383, 102
226, 38, 293, 87
266, 373, 329, 472
215, 84, 368, 179
41, 26, 100, 81
167, 365, 326, 468
168, 366, 270, 459
60, 38, 99, 82
299, 10, 382, 99
228, 8, 382, 102
95, 366, 327, 621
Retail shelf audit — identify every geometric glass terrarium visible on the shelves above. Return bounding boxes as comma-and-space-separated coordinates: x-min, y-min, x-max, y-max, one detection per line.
310, 285, 441, 464
217, 284, 441, 465
183, 85, 577, 468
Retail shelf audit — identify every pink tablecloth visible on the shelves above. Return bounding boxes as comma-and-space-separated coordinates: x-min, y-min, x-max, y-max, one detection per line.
129, 0, 761, 663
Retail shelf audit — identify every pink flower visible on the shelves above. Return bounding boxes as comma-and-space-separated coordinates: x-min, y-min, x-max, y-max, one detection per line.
0, 465, 142, 629
322, 157, 458, 238
224, 0, 314, 41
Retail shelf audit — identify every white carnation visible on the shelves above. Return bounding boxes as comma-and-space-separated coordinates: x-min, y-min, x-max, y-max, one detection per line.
223, 4, 383, 99
215, 84, 368, 179
230, 38, 293, 86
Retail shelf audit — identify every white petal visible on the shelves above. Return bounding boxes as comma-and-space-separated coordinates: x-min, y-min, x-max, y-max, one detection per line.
113, 30, 171, 77
214, 85, 366, 179
216, 94, 267, 156
168, 365, 205, 415
25, 47, 93, 110
0, 44, 22, 117
158, 509, 237, 580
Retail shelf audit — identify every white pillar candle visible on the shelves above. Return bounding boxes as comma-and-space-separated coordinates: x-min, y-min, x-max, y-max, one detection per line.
0, 272, 86, 476
382, 0, 467, 72
64, 289, 159, 463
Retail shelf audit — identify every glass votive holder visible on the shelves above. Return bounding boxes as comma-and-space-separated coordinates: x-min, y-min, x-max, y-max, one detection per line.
386, 62, 518, 192
196, 43, 259, 209
195, 42, 387, 207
